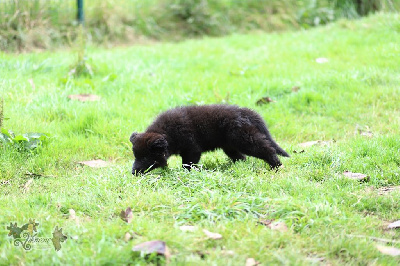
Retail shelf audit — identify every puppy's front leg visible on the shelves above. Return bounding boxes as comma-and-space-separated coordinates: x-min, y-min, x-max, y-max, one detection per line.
181, 151, 201, 170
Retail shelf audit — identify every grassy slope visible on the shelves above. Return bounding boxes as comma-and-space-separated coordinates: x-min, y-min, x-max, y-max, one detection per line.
1, 13, 400, 265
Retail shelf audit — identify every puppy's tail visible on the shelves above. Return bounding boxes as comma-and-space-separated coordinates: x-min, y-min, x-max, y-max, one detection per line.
274, 144, 290, 157
260, 126, 290, 157
248, 112, 290, 157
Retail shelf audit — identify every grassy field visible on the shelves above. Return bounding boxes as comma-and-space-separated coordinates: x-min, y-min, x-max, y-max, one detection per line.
1, 13, 400, 265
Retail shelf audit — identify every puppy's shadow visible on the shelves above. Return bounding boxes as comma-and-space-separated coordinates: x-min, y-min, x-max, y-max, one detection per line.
202, 155, 274, 174
156, 152, 272, 175
201, 159, 234, 172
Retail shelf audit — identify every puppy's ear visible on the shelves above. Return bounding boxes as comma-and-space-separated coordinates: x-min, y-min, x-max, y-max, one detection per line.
148, 136, 168, 151
129, 132, 138, 144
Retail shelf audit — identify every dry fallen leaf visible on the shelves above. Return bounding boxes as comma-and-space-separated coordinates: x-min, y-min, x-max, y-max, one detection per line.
291, 86, 301, 92
258, 219, 273, 227
124, 232, 133, 242
256, 97, 275, 106
355, 125, 373, 138
246, 258, 260, 266
132, 240, 171, 260
69, 209, 77, 220
221, 250, 235, 256
378, 186, 400, 195
388, 220, 400, 230
269, 221, 288, 232
259, 220, 288, 232
78, 159, 109, 168
376, 245, 400, 256
315, 57, 329, 63
22, 179, 33, 193
343, 171, 370, 182
306, 257, 325, 263
68, 94, 101, 102
179, 225, 198, 232
360, 132, 373, 138
120, 207, 133, 223
123, 231, 141, 242
298, 140, 332, 148
299, 141, 319, 147
203, 229, 223, 240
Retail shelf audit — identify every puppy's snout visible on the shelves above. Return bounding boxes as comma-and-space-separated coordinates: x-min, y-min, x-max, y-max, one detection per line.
132, 164, 143, 175
132, 168, 143, 175
131, 159, 160, 175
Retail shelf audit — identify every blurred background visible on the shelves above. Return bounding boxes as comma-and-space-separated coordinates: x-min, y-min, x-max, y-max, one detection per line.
1, 0, 399, 52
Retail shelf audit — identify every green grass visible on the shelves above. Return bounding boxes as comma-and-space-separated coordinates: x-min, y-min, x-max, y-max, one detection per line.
1, 13, 400, 265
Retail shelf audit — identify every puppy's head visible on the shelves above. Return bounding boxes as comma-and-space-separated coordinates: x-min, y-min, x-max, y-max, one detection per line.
130, 132, 168, 175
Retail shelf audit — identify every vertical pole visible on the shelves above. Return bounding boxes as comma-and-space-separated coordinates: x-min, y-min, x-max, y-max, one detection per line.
0, 96, 3, 130
77, 0, 84, 25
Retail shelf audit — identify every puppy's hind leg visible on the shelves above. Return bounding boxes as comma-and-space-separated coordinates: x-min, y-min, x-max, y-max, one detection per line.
270, 141, 290, 157
222, 148, 246, 162
248, 145, 281, 169
247, 113, 289, 158
181, 151, 201, 171
246, 145, 281, 169
232, 132, 282, 169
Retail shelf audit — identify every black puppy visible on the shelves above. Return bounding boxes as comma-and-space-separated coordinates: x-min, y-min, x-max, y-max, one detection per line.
130, 104, 289, 174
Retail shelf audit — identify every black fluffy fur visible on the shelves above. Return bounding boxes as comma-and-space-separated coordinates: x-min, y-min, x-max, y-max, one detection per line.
130, 104, 289, 174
